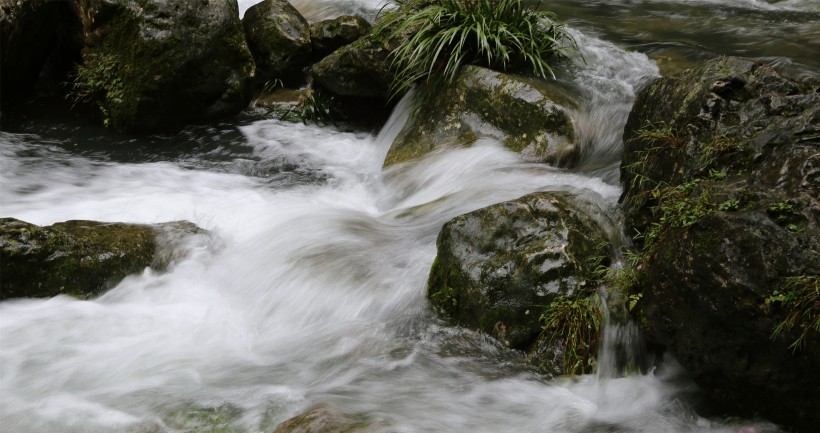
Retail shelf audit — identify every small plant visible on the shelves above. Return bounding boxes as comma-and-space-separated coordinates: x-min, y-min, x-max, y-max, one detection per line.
767, 200, 795, 223
642, 179, 714, 248
384, 0, 575, 96
766, 276, 819, 352
699, 134, 739, 168
69, 52, 125, 127
708, 169, 728, 181
540, 293, 603, 375
719, 199, 740, 211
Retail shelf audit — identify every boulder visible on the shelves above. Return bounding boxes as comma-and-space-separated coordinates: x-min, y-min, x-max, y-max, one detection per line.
385, 65, 579, 166
70, 0, 255, 131
0, 0, 81, 106
309, 15, 371, 60
243, 0, 312, 86
426, 193, 609, 372
310, 27, 395, 99
0, 218, 204, 300
620, 56, 820, 431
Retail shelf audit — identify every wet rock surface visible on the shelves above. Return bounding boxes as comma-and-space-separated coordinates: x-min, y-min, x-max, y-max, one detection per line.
309, 15, 371, 60
0, 218, 204, 300
426, 193, 608, 366
386, 65, 578, 167
70, 0, 255, 132
243, 0, 313, 86
621, 56, 820, 431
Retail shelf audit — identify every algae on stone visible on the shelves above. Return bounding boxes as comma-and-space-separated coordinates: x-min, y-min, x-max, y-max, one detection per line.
0, 218, 204, 300
385, 65, 578, 167
426, 192, 609, 374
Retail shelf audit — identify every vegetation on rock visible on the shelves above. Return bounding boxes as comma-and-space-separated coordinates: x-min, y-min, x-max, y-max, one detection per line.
619, 56, 820, 431
381, 0, 575, 96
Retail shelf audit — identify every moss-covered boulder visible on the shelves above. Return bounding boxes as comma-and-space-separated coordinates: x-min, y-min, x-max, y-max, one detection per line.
0, 0, 80, 107
70, 0, 254, 132
385, 65, 578, 166
243, 0, 312, 86
0, 218, 204, 300
309, 15, 371, 60
620, 57, 819, 431
427, 193, 608, 372
310, 26, 396, 99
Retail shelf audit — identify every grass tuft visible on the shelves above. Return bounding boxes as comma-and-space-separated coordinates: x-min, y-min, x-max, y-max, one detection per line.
383, 0, 575, 96
540, 293, 603, 375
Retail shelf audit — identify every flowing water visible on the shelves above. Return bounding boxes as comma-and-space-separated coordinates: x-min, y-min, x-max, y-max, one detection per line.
2, 0, 815, 432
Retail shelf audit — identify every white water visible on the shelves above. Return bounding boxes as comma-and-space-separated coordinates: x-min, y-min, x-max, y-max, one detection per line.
0, 2, 790, 432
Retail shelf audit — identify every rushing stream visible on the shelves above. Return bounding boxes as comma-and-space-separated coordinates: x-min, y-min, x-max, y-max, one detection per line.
2, 0, 816, 432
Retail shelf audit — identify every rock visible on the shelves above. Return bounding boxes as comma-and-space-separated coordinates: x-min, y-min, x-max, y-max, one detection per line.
0, 0, 81, 106
273, 406, 375, 433
0, 218, 204, 300
426, 193, 609, 371
309, 15, 371, 60
243, 0, 312, 86
70, 0, 255, 132
620, 56, 820, 431
385, 65, 579, 166
310, 27, 395, 99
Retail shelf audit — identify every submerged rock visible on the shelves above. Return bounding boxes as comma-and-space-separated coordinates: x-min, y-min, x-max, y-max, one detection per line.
243, 0, 313, 86
273, 406, 375, 433
621, 56, 819, 431
427, 193, 609, 372
385, 65, 579, 166
309, 15, 371, 60
0, 218, 204, 300
70, 0, 255, 131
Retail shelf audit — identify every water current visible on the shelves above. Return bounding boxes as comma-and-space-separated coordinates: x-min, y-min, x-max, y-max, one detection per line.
2, 0, 817, 432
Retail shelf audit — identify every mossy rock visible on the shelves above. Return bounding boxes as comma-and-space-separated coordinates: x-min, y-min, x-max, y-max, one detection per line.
620, 56, 820, 431
426, 193, 608, 363
243, 0, 312, 86
309, 15, 371, 60
385, 65, 579, 167
0, 218, 204, 300
310, 27, 396, 99
70, 0, 255, 132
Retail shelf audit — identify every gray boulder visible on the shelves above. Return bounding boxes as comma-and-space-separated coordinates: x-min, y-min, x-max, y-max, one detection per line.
309, 15, 371, 60
310, 27, 395, 99
70, 0, 255, 131
243, 0, 312, 86
385, 65, 579, 167
0, 218, 204, 300
427, 193, 609, 373
620, 56, 819, 432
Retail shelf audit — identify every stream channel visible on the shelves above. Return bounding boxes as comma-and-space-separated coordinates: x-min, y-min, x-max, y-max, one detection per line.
1, 0, 818, 432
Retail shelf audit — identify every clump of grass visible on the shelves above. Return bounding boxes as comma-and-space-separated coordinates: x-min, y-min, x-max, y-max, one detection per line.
384, 0, 575, 96
540, 293, 603, 375
766, 275, 819, 352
